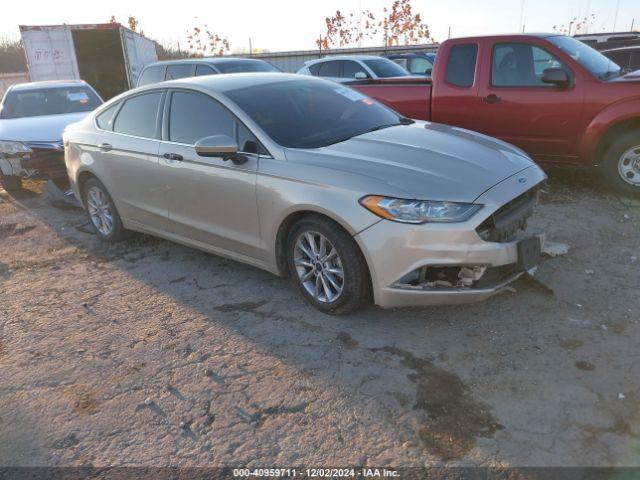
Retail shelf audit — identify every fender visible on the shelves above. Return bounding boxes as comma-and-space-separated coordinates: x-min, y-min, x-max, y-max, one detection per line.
580, 96, 640, 163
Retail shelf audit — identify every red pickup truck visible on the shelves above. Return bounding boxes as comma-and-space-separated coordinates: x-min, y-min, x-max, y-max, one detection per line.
349, 34, 640, 196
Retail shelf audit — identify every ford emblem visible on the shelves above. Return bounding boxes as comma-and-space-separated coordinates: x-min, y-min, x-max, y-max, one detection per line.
518, 177, 527, 184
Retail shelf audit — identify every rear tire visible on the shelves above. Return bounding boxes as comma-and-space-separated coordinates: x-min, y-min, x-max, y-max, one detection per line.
602, 131, 640, 197
82, 178, 129, 242
286, 215, 372, 315
0, 173, 22, 192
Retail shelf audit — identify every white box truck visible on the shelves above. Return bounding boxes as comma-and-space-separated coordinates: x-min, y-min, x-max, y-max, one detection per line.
19, 23, 158, 99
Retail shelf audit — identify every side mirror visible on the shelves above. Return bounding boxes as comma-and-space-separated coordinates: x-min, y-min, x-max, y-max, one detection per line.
354, 71, 367, 80
541, 68, 571, 88
195, 135, 246, 164
424, 68, 432, 75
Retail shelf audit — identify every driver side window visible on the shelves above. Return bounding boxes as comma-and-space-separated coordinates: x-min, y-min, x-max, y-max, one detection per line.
492, 43, 568, 87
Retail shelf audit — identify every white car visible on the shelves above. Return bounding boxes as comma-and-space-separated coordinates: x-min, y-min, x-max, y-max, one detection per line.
296, 55, 411, 83
0, 80, 102, 191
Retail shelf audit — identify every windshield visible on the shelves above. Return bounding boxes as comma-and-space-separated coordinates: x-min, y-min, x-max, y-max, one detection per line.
548, 35, 622, 79
362, 58, 410, 78
225, 79, 406, 148
214, 60, 279, 73
0, 86, 102, 119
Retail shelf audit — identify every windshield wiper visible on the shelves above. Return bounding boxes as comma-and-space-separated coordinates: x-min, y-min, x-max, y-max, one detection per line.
367, 117, 415, 133
318, 117, 416, 147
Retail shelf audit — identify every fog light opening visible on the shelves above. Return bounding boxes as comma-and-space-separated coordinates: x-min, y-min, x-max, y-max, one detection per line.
396, 265, 488, 289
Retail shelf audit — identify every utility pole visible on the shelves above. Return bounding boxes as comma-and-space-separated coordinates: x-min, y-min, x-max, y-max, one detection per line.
613, 0, 621, 31
448, 26, 451, 39
249, 37, 252, 56
519, 0, 526, 33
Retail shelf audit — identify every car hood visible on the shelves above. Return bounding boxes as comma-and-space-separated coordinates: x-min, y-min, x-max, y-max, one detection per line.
0, 112, 89, 142
286, 121, 536, 203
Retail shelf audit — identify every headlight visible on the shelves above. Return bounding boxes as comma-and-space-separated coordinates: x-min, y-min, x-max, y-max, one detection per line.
360, 195, 482, 224
0, 140, 32, 157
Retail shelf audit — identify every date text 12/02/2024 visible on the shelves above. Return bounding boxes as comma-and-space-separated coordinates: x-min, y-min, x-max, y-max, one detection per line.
232, 468, 400, 477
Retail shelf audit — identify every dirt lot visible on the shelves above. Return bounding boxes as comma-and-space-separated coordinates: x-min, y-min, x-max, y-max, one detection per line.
0, 169, 638, 468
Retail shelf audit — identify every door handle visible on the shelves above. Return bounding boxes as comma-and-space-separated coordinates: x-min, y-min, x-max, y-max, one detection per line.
98, 143, 112, 152
163, 152, 183, 161
482, 94, 501, 104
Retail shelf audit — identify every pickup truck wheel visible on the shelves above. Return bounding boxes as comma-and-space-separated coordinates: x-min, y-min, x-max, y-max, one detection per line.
603, 131, 640, 197
0, 173, 22, 192
287, 215, 372, 315
82, 178, 129, 242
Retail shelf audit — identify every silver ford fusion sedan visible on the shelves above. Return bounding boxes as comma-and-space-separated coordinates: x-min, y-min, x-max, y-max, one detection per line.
64, 73, 546, 314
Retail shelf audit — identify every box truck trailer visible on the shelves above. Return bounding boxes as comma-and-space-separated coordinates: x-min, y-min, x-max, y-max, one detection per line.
19, 23, 158, 99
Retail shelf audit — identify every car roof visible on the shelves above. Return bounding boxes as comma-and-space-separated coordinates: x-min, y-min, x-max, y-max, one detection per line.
134, 72, 316, 95
144, 57, 269, 68
446, 32, 558, 42
304, 55, 392, 66
10, 80, 89, 91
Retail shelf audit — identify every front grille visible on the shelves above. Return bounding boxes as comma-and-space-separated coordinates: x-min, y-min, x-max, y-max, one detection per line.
476, 186, 539, 243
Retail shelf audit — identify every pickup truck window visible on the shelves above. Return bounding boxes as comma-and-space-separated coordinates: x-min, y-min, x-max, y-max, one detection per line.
445, 44, 478, 87
492, 43, 566, 87
548, 35, 621, 79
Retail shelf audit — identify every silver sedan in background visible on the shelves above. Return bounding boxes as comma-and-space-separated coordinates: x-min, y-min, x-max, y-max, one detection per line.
64, 73, 546, 314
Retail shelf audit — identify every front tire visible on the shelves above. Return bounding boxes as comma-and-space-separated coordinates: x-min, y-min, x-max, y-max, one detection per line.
286, 215, 371, 315
0, 173, 22, 192
602, 131, 640, 197
82, 178, 128, 242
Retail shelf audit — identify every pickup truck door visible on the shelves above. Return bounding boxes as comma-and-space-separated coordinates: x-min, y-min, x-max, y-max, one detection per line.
477, 41, 584, 161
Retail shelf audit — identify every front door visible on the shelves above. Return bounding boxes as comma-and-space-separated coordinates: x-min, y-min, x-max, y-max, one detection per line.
477, 42, 584, 161
160, 90, 262, 260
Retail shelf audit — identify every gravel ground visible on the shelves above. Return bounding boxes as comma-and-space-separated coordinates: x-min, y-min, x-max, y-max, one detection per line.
0, 169, 638, 468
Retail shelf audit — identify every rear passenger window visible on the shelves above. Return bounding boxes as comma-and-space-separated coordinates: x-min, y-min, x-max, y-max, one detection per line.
138, 65, 164, 87
445, 44, 478, 87
168, 91, 234, 144
96, 103, 120, 130
318, 61, 341, 77
342, 60, 365, 78
113, 92, 162, 139
308, 64, 322, 76
195, 65, 216, 76
165, 64, 194, 80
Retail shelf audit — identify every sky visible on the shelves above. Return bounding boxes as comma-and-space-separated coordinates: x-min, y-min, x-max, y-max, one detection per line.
1, 0, 636, 53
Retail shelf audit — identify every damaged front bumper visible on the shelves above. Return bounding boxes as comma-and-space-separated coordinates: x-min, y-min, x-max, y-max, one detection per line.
0, 141, 68, 183
355, 165, 547, 308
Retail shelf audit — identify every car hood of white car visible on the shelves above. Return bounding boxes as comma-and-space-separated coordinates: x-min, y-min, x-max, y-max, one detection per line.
0, 111, 89, 143
288, 121, 538, 203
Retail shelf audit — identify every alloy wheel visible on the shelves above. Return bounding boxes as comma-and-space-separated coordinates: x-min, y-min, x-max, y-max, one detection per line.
294, 231, 344, 303
86, 186, 114, 236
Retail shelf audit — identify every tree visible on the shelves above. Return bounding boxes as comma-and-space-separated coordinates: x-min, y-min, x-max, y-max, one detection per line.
380, 0, 430, 46
553, 14, 597, 36
187, 24, 230, 57
316, 9, 377, 50
317, 0, 430, 50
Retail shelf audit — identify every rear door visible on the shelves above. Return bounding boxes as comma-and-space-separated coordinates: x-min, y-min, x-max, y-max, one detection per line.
477, 40, 584, 160
159, 89, 262, 260
20, 26, 79, 81
95, 91, 169, 229
121, 28, 158, 88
